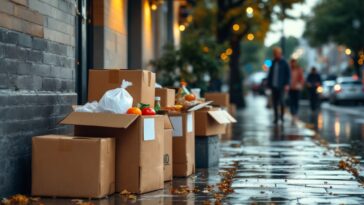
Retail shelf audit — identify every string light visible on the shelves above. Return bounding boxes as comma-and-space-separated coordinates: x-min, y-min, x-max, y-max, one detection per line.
151, 3, 158, 11
345, 48, 351, 55
232, 24, 240, 31
247, 33, 255, 41
179, 25, 186, 32
226, 48, 233, 55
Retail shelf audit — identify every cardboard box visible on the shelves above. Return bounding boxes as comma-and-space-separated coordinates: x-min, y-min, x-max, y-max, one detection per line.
204, 92, 230, 107
169, 112, 195, 177
163, 116, 173, 181
61, 113, 164, 194
32, 135, 115, 198
221, 104, 237, 139
155, 88, 175, 107
88, 69, 156, 107
194, 107, 237, 136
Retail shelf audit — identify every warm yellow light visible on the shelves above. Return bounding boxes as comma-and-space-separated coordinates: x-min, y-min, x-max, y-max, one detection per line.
187, 15, 193, 23
220, 53, 228, 60
203, 46, 209, 53
345, 48, 351, 55
179, 25, 186, 32
316, 86, 323, 94
151, 3, 157, 11
359, 59, 364, 65
246, 7, 253, 14
247, 33, 254, 41
232, 24, 240, 31
226, 48, 233, 55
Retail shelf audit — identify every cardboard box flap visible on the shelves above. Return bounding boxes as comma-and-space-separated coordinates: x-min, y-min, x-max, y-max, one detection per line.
221, 110, 237, 123
60, 112, 139, 128
164, 115, 174, 129
187, 101, 213, 112
207, 110, 231, 124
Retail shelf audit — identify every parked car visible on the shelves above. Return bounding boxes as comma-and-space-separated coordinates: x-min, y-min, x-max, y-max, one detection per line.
329, 77, 364, 104
318, 80, 335, 100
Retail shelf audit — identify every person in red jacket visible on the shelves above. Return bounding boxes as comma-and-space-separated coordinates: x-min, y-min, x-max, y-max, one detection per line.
288, 59, 304, 125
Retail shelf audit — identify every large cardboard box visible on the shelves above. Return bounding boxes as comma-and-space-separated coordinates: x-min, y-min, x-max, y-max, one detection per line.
88, 69, 156, 107
61, 113, 164, 194
169, 112, 195, 177
163, 116, 173, 181
222, 104, 237, 139
32, 135, 115, 198
194, 107, 237, 136
204, 92, 230, 107
156, 88, 175, 107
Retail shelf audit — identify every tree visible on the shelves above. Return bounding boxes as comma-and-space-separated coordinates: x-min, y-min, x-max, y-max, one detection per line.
217, 0, 302, 107
304, 0, 364, 76
151, 2, 226, 91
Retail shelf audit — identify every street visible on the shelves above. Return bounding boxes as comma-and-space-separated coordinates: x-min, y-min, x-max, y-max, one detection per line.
33, 95, 364, 205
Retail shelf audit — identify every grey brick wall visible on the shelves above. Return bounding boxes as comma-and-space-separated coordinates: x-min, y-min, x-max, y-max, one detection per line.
0, 0, 77, 197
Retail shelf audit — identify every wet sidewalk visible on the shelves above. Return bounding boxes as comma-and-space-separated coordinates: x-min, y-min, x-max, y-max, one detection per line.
17, 95, 364, 205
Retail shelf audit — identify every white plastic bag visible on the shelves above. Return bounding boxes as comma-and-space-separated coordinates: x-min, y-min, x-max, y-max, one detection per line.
75, 101, 100, 113
97, 80, 133, 114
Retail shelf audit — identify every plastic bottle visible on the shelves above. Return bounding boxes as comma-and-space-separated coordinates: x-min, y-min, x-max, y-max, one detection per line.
154, 96, 161, 113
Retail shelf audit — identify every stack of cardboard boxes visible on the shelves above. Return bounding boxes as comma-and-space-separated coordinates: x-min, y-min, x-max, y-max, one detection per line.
31, 70, 238, 198
32, 69, 168, 198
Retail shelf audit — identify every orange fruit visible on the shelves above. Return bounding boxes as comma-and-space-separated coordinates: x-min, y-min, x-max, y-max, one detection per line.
127, 107, 142, 115
184, 94, 196, 101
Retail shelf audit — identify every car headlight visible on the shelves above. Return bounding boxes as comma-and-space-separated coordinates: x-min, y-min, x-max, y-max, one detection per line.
316, 86, 323, 93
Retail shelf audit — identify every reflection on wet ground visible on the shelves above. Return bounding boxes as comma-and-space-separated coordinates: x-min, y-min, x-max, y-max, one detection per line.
30, 96, 364, 204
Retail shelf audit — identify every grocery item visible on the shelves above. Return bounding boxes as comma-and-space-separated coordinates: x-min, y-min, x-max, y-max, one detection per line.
98, 80, 133, 114
142, 107, 156, 115
184, 94, 196, 102
176, 81, 190, 104
154, 96, 161, 113
127, 107, 142, 115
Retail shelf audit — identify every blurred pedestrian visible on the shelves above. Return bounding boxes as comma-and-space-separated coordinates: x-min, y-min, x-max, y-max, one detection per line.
267, 47, 291, 124
306, 67, 322, 112
288, 59, 304, 125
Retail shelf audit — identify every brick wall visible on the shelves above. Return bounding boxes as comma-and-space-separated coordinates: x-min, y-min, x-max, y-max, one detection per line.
0, 0, 77, 197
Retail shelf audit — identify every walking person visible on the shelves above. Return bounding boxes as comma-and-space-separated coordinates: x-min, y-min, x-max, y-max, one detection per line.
306, 67, 322, 112
267, 47, 291, 124
288, 59, 304, 125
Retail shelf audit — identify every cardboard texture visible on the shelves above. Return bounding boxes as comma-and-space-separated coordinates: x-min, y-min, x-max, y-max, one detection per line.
88, 69, 156, 107
169, 112, 195, 177
163, 116, 173, 181
222, 104, 237, 139
195, 108, 237, 136
60, 113, 164, 194
156, 88, 175, 107
204, 92, 230, 107
32, 135, 115, 198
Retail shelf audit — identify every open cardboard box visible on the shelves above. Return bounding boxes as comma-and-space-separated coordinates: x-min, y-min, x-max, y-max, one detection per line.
60, 112, 165, 194
32, 135, 115, 198
88, 69, 156, 107
195, 107, 237, 136
163, 116, 173, 181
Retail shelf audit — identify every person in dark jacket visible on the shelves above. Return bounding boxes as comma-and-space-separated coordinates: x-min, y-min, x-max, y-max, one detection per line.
267, 47, 291, 124
306, 67, 322, 111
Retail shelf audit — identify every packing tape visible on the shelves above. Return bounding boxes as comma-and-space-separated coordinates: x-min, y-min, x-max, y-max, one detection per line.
108, 69, 120, 84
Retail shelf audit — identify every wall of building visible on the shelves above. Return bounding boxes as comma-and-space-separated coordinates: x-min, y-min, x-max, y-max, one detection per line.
0, 0, 77, 197
92, 0, 127, 69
